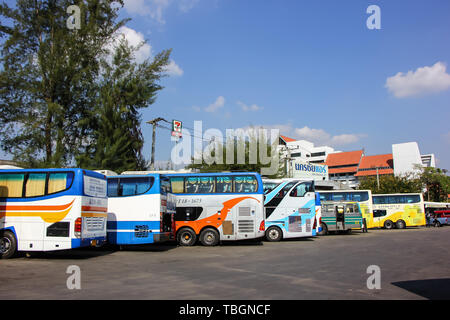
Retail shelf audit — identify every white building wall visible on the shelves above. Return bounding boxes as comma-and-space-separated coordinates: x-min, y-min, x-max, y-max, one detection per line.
392, 142, 423, 176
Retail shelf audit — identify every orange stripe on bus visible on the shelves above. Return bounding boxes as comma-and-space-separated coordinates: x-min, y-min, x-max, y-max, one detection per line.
0, 199, 75, 212
81, 212, 107, 218
0, 204, 74, 223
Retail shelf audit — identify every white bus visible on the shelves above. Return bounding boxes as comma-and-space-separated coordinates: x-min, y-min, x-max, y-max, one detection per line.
263, 179, 321, 241
167, 172, 265, 246
106, 173, 175, 245
0, 168, 107, 259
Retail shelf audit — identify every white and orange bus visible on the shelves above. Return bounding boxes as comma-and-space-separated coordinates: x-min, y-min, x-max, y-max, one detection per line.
167, 172, 265, 246
0, 168, 107, 259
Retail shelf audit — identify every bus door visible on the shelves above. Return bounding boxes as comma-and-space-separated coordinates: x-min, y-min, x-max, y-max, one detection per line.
335, 205, 345, 231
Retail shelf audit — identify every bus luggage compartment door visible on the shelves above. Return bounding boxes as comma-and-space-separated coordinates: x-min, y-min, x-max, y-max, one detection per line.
236, 206, 256, 240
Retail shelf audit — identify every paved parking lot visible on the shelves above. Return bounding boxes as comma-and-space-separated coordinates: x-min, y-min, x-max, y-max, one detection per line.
1, 227, 449, 300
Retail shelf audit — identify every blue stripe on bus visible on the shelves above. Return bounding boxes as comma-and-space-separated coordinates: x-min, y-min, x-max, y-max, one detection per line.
71, 236, 106, 248
264, 182, 289, 205
107, 220, 161, 230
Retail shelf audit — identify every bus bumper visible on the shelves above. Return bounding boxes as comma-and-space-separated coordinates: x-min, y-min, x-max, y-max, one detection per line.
71, 236, 106, 249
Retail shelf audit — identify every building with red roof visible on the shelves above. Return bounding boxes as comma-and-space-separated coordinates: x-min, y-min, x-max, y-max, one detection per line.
324, 150, 364, 188
355, 154, 394, 177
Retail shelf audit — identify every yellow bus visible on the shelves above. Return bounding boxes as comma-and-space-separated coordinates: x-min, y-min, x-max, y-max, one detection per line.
372, 193, 425, 229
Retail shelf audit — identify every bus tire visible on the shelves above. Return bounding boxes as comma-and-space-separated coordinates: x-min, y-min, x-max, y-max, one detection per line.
199, 228, 220, 246
318, 223, 328, 236
434, 221, 441, 228
265, 226, 283, 242
177, 228, 197, 246
384, 220, 394, 230
396, 220, 406, 229
0, 230, 17, 259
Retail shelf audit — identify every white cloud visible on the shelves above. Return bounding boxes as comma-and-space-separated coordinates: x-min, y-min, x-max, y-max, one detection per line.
123, 0, 200, 24
107, 26, 183, 76
164, 59, 184, 77
385, 62, 450, 98
204, 96, 225, 112
123, 0, 170, 24
294, 126, 365, 147
237, 101, 262, 112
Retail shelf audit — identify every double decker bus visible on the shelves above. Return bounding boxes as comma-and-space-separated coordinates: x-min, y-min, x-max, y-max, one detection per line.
0, 168, 107, 259
106, 173, 175, 245
167, 172, 265, 246
263, 179, 321, 241
318, 190, 374, 229
372, 193, 426, 229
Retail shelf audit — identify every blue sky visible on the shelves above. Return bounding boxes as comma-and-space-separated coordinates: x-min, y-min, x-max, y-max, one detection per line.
2, 0, 450, 169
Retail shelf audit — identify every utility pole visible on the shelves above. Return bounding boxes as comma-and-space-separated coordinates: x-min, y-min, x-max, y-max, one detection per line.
146, 117, 168, 171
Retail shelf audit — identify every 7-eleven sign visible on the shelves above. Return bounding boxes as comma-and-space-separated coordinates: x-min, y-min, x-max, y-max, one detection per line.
172, 120, 182, 138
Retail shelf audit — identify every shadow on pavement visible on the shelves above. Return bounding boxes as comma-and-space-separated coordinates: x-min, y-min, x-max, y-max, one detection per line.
391, 278, 450, 300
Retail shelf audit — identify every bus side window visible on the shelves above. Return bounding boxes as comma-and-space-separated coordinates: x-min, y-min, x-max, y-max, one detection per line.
48, 172, 74, 194
25, 173, 46, 197
170, 177, 184, 194
0, 173, 25, 198
290, 182, 312, 197
107, 178, 119, 197
216, 177, 232, 193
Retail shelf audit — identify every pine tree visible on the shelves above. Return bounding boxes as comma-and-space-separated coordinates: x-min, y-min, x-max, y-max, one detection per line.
0, 0, 126, 167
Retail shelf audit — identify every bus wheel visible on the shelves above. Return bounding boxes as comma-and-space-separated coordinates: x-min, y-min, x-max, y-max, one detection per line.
0, 231, 17, 259
384, 220, 394, 230
199, 228, 220, 246
177, 228, 197, 246
318, 223, 328, 236
396, 220, 406, 229
434, 221, 441, 228
265, 226, 282, 242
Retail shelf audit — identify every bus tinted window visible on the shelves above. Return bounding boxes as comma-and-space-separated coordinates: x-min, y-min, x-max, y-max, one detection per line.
263, 182, 279, 194
48, 172, 74, 194
120, 177, 153, 196
185, 177, 215, 193
406, 195, 420, 203
0, 173, 24, 197
352, 192, 369, 202
160, 177, 170, 195
170, 177, 184, 194
107, 178, 119, 197
290, 181, 313, 197
25, 173, 46, 197
373, 196, 386, 204
216, 176, 233, 193
234, 175, 257, 193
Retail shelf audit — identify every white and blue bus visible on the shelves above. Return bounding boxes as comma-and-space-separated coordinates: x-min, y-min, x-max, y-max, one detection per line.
167, 172, 265, 246
263, 179, 321, 241
0, 168, 108, 259
106, 173, 175, 245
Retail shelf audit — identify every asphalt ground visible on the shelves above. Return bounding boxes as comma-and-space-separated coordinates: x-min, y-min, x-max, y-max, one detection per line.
1, 226, 449, 300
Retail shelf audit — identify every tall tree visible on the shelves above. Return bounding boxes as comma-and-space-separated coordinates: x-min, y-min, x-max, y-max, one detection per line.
76, 38, 171, 172
0, 0, 124, 167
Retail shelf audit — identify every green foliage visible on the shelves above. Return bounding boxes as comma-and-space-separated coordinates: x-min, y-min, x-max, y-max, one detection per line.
358, 173, 422, 194
76, 39, 171, 172
419, 167, 450, 202
358, 167, 450, 202
0, 1, 170, 172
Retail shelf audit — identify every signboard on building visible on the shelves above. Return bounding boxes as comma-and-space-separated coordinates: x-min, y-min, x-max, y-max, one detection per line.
292, 161, 328, 181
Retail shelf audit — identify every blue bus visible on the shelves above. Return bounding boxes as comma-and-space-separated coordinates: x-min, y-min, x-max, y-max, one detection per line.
106, 173, 175, 245
0, 168, 107, 259
262, 179, 321, 241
